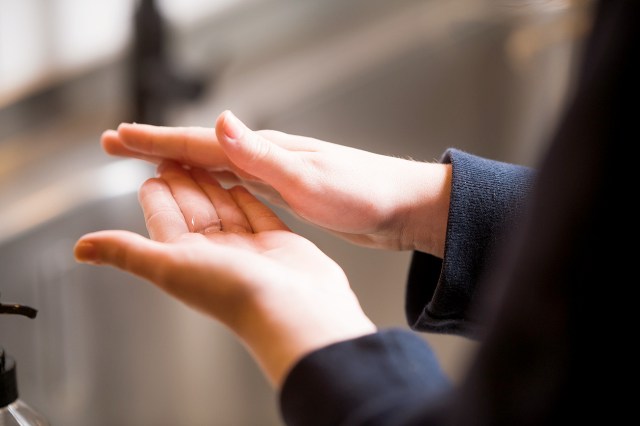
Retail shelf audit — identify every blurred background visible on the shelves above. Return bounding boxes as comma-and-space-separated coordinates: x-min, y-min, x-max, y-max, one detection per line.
1, 0, 593, 425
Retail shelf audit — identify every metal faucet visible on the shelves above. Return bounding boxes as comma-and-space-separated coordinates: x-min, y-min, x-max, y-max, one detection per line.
0, 293, 37, 319
131, 0, 206, 125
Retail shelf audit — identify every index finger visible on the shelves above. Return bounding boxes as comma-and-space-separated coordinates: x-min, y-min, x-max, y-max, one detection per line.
117, 123, 228, 170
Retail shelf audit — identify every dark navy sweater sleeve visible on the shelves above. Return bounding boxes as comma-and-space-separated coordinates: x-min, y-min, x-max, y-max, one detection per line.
405, 149, 535, 337
280, 329, 451, 426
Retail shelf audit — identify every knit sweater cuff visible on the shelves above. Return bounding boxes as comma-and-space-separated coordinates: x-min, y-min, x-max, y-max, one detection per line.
405, 148, 534, 337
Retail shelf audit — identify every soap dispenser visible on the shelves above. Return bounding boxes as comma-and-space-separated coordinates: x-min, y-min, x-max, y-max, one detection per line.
1, 295, 50, 426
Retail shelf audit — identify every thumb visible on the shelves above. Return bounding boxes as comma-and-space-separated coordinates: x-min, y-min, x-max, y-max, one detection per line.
215, 110, 298, 186
74, 230, 167, 284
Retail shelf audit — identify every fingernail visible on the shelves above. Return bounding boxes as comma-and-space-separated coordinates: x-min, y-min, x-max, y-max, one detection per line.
75, 241, 98, 264
223, 111, 244, 140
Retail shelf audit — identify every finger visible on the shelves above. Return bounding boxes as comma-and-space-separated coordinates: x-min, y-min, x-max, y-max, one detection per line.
228, 186, 290, 232
138, 177, 189, 241
190, 168, 252, 233
199, 169, 288, 210
206, 170, 291, 212
105, 129, 273, 192
157, 161, 221, 233
117, 123, 228, 170
101, 129, 161, 164
215, 110, 302, 188
74, 230, 169, 284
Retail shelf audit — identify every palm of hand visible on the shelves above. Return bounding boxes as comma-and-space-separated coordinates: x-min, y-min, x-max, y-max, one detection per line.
77, 160, 350, 330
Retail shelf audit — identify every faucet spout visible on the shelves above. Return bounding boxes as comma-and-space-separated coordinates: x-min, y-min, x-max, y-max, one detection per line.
0, 293, 38, 319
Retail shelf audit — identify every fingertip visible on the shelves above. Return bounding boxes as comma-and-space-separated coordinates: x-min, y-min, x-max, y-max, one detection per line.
228, 184, 250, 196
138, 176, 169, 201
217, 110, 245, 142
101, 129, 123, 155
102, 129, 118, 138
74, 240, 99, 264
116, 122, 134, 142
117, 122, 149, 144
117, 122, 136, 133
155, 159, 181, 175
73, 230, 160, 278
215, 109, 231, 128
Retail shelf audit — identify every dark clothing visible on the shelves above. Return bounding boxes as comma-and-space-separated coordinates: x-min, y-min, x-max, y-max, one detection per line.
279, 0, 638, 424
406, 150, 535, 338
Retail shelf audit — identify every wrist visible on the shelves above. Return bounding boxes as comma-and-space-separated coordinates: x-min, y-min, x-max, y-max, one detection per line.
227, 269, 377, 388
241, 306, 377, 388
394, 161, 451, 257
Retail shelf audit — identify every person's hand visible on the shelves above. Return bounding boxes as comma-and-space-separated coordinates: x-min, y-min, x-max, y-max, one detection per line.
73, 161, 376, 387
102, 111, 451, 257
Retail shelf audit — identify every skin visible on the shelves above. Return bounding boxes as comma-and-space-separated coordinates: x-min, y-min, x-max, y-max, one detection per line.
74, 110, 452, 387
102, 110, 452, 256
